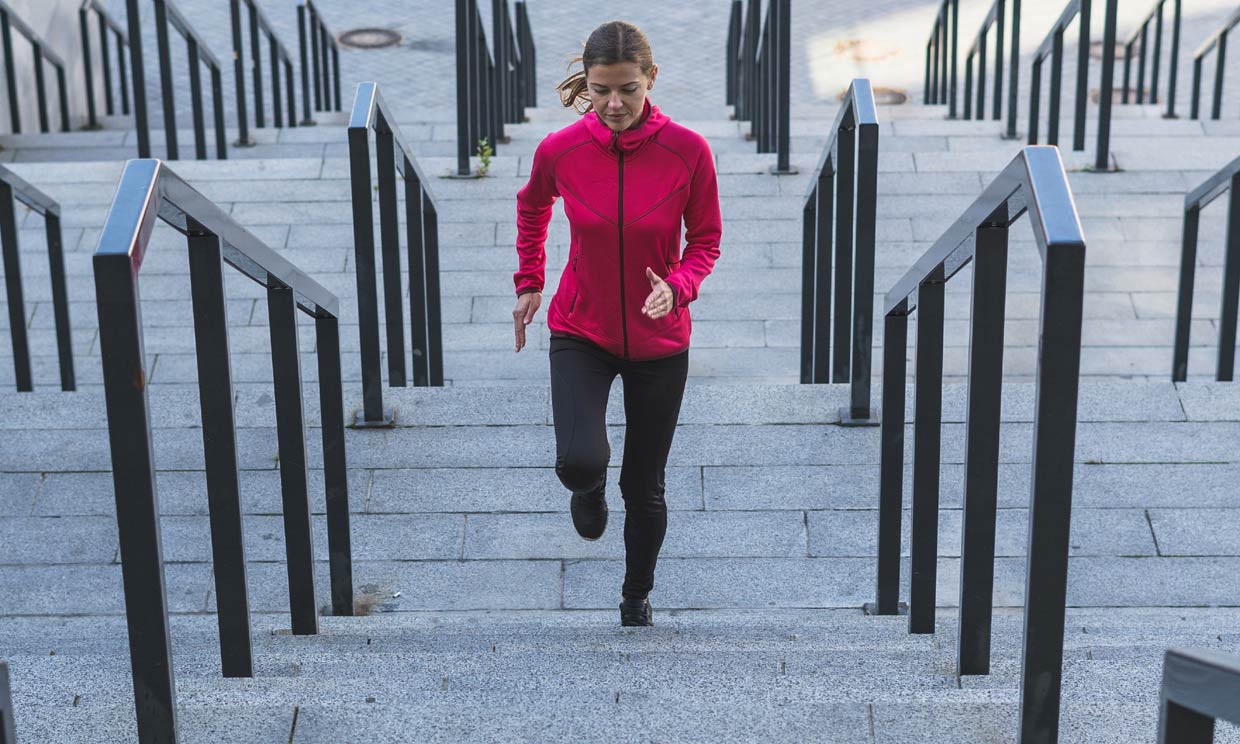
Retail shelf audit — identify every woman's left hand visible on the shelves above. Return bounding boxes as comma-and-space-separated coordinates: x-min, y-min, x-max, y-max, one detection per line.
641, 266, 674, 320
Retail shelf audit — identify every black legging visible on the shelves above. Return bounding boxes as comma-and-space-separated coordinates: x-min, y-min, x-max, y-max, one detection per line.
548, 334, 689, 601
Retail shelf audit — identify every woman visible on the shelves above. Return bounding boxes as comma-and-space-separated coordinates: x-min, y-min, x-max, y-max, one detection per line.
512, 20, 721, 627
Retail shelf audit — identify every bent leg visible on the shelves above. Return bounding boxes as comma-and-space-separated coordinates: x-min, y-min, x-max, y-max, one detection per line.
617, 350, 689, 600
549, 337, 617, 495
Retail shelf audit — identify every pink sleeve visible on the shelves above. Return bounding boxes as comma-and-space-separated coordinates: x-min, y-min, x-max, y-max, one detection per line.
513, 137, 559, 295
666, 139, 722, 309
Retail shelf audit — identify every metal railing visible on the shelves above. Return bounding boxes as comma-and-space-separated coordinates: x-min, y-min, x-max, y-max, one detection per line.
297, 0, 341, 125
963, 0, 1021, 140
801, 79, 878, 425
515, 1, 536, 112
729, 0, 793, 174
1172, 153, 1240, 382
1121, 0, 1181, 118
1158, 648, 1240, 742
924, 0, 958, 117
80, 0, 132, 130
125, 0, 227, 160
454, 0, 533, 176
0, 1, 70, 134
1, 164, 75, 392
1190, 6, 1240, 120
0, 660, 12, 744
1028, 0, 1118, 171
231, 0, 298, 147
349, 82, 445, 427
93, 158, 354, 742
874, 146, 1086, 744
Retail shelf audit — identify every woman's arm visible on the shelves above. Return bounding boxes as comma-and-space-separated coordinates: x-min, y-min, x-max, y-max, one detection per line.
666, 139, 722, 309
513, 137, 559, 295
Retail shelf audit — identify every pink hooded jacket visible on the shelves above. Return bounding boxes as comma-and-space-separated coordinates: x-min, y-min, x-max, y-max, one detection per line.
513, 100, 722, 360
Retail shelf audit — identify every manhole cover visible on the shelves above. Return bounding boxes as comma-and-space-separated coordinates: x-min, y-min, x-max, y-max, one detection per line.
1089, 40, 1129, 61
833, 39, 901, 62
840, 86, 907, 105
339, 28, 401, 49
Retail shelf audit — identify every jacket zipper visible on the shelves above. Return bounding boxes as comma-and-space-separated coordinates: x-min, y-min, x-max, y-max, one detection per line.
615, 138, 629, 359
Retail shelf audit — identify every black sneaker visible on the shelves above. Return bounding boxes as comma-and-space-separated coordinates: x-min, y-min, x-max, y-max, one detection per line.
570, 489, 608, 541
620, 597, 653, 627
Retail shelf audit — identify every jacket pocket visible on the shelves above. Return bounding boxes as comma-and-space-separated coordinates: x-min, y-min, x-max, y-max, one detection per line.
568, 290, 579, 316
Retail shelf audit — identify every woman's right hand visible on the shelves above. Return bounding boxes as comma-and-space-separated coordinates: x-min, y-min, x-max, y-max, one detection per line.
513, 291, 542, 352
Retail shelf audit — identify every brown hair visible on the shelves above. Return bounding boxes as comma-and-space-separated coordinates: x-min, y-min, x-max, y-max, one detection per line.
556, 21, 655, 114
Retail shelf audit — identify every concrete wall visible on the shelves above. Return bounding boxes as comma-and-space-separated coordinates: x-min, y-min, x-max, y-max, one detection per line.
0, 0, 101, 135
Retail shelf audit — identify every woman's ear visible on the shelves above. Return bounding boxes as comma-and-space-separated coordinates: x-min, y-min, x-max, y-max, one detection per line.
648, 65, 659, 89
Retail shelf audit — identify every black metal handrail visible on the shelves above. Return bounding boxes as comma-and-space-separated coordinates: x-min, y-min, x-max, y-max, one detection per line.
125, 0, 227, 160
93, 158, 354, 742
0, 660, 13, 744
349, 82, 445, 427
297, 0, 341, 125
730, 0, 792, 174
874, 146, 1086, 743
80, 0, 132, 130
963, 0, 1021, 140
454, 0, 531, 176
231, 0, 298, 147
1028, 0, 1118, 171
1122, 0, 1181, 118
1, 164, 75, 392
1172, 153, 1240, 382
1190, 6, 1240, 120
1158, 648, 1240, 742
924, 0, 958, 118
0, 1, 70, 134
801, 79, 878, 425
514, 0, 536, 111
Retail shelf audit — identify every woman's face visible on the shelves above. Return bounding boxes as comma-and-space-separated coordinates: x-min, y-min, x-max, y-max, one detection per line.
586, 62, 658, 131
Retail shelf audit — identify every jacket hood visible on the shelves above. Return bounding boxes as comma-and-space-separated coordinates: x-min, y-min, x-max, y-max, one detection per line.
583, 99, 671, 155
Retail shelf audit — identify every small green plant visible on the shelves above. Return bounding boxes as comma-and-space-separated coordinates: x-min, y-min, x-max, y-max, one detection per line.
475, 137, 493, 177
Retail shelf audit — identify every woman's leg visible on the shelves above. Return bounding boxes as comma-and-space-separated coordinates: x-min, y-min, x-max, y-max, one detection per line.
549, 337, 618, 497
617, 349, 689, 601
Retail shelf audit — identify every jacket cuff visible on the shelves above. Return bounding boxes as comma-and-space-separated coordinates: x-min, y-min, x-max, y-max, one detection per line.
516, 286, 543, 297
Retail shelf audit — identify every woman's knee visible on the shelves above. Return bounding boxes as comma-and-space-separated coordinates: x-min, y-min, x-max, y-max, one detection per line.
556, 449, 609, 494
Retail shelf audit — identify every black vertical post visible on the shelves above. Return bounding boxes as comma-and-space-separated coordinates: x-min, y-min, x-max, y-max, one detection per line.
212, 66, 228, 159
949, 0, 959, 118
493, 0, 507, 128
424, 198, 445, 386
94, 248, 178, 744
957, 215, 1009, 677
993, 0, 1005, 121
976, 27, 987, 121
405, 162, 430, 387
727, 1, 741, 106
1073, 0, 1092, 152
0, 660, 13, 744
873, 306, 908, 615
1216, 177, 1240, 381
127, 0, 151, 157
1, 12, 18, 134
0, 182, 31, 392
930, 19, 940, 105
964, 53, 974, 119
376, 117, 407, 387
813, 166, 833, 383
1048, 30, 1063, 147
925, 40, 933, 105
744, 0, 759, 126
100, 16, 117, 117
187, 225, 254, 678
1212, 35, 1228, 121
347, 120, 389, 424
1158, 701, 1216, 744
456, 0, 472, 175
33, 46, 49, 133
248, 1, 264, 128
56, 62, 71, 131
315, 315, 353, 616
1017, 236, 1085, 744
271, 39, 283, 128
1166, 0, 1180, 118
850, 115, 879, 421
82, 9, 99, 128
231, 0, 253, 145
44, 212, 75, 391
1172, 205, 1200, 382
833, 119, 854, 382
1006, 0, 1021, 138
1095, 0, 1117, 170
1151, 6, 1163, 105
909, 265, 945, 636
309, 5, 322, 110
187, 38, 207, 160
117, 26, 131, 116
1191, 57, 1203, 119
285, 59, 297, 127
1137, 23, 1149, 104
1124, 40, 1134, 103
773, 0, 792, 174
1028, 59, 1042, 144
154, 0, 179, 160
332, 44, 341, 111
516, 1, 536, 109
800, 195, 816, 384
298, 4, 313, 124
267, 284, 319, 636
320, 24, 332, 111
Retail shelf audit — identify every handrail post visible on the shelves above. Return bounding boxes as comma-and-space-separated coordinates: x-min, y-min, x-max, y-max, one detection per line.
376, 116, 408, 387
44, 210, 75, 391
187, 36, 206, 160
909, 265, 945, 635
799, 193, 816, 383
957, 210, 1009, 676
0, 180, 31, 391
1094, 0, 1118, 170
94, 244, 179, 744
153, 0, 178, 159
0, 660, 13, 744
1, 11, 18, 134
81, 7, 99, 128
231, 0, 254, 145
455, 0, 473, 175
949, 0, 959, 118
1071, 0, 1089, 152
1165, 0, 1180, 118
868, 303, 908, 616
993, 0, 1005, 121
848, 114, 879, 423
727, 0, 741, 106
315, 314, 354, 616
187, 223, 254, 678
1006, 0, 1021, 138
405, 159, 431, 387
1216, 176, 1240, 381
516, 1, 536, 109
833, 119, 854, 382
1171, 205, 1200, 381
1212, 34, 1228, 121
297, 4, 313, 124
